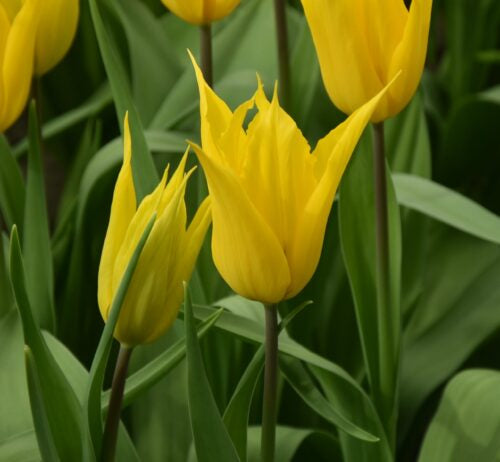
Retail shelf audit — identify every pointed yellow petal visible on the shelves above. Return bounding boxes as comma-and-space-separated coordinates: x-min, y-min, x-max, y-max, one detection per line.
0, 0, 38, 131
98, 115, 137, 320
387, 0, 432, 119
114, 170, 192, 345
191, 142, 291, 304
285, 81, 392, 298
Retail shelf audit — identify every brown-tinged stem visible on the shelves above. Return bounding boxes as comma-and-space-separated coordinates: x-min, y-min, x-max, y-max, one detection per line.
200, 24, 213, 88
100, 345, 133, 462
273, 0, 291, 110
261, 304, 278, 462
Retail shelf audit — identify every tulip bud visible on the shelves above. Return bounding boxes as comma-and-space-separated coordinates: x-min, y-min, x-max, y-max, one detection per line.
0, 0, 38, 131
189, 52, 393, 304
98, 115, 212, 346
302, 0, 432, 122
34, 0, 79, 75
161, 0, 241, 25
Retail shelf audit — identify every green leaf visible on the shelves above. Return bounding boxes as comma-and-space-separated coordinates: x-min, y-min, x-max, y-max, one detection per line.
24, 346, 61, 462
12, 85, 112, 158
84, 214, 156, 459
221, 300, 312, 461
9, 226, 83, 461
399, 225, 500, 439
87, 0, 158, 201
418, 369, 500, 461
23, 103, 55, 331
0, 136, 24, 232
184, 284, 240, 462
246, 426, 332, 462
280, 356, 378, 442
339, 130, 402, 431
394, 173, 500, 245
105, 308, 223, 410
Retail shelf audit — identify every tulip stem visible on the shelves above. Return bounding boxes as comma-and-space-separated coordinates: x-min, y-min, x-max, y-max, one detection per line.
101, 345, 133, 462
273, 0, 291, 110
261, 304, 278, 462
373, 122, 397, 447
200, 24, 213, 88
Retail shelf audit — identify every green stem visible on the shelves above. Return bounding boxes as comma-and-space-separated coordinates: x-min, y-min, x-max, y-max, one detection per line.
261, 304, 278, 462
200, 24, 213, 88
373, 122, 396, 447
101, 346, 133, 462
273, 0, 291, 110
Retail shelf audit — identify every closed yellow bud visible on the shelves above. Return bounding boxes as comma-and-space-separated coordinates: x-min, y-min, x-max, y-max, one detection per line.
161, 0, 240, 25
2, 0, 79, 76
33, 0, 79, 75
0, 0, 38, 131
302, 0, 432, 122
189, 53, 392, 304
98, 114, 212, 346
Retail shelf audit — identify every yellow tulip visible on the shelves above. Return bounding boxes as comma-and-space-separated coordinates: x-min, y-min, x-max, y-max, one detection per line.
2, 0, 80, 75
189, 53, 392, 304
161, 0, 241, 25
0, 0, 38, 131
302, 0, 432, 122
98, 115, 212, 346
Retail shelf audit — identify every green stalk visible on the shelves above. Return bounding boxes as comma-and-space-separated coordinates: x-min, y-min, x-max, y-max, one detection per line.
261, 304, 278, 462
273, 0, 291, 110
200, 24, 213, 88
100, 346, 133, 462
373, 122, 397, 448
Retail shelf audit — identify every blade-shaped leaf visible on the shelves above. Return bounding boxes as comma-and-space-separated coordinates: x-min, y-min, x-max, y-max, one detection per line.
184, 283, 240, 462
23, 103, 55, 331
24, 346, 61, 462
418, 369, 500, 462
394, 173, 500, 245
0, 136, 24, 232
9, 226, 83, 461
87, 0, 158, 201
84, 214, 156, 459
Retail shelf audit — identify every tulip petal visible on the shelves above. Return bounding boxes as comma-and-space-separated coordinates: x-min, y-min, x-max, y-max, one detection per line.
302, 0, 385, 115
98, 114, 137, 318
286, 83, 391, 298
191, 142, 291, 304
162, 0, 240, 24
388, 0, 432, 117
115, 172, 191, 345
34, 0, 79, 75
0, 0, 21, 21
0, 0, 38, 131
243, 85, 314, 254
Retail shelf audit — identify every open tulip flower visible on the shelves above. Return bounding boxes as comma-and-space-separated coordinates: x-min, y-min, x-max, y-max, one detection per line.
302, 0, 432, 122
189, 54, 393, 305
98, 115, 211, 346
161, 0, 241, 25
0, 0, 38, 131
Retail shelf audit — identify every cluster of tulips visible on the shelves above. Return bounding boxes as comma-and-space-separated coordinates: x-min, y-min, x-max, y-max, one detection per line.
2, 0, 433, 461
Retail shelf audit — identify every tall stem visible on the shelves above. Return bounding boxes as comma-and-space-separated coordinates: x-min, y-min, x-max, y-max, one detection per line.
373, 122, 396, 447
200, 24, 213, 88
273, 0, 291, 110
261, 305, 278, 462
101, 346, 132, 462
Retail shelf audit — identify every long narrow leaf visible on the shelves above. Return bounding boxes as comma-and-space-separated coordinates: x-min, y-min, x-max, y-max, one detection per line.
87, 0, 158, 201
184, 283, 240, 462
84, 214, 156, 459
9, 227, 83, 461
24, 346, 61, 462
23, 103, 55, 331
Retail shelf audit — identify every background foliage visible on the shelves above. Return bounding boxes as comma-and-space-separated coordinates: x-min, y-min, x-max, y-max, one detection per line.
0, 0, 499, 460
